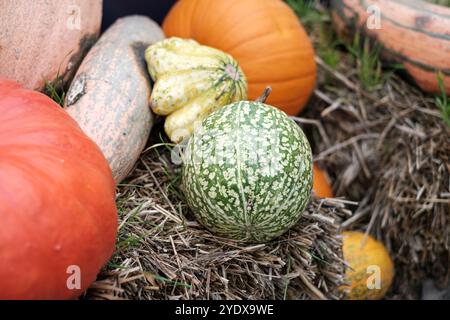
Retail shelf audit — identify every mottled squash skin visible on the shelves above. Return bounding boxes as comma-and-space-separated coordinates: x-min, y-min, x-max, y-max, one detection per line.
145, 37, 248, 143
65, 16, 165, 183
341, 231, 394, 300
182, 101, 313, 243
0, 0, 102, 90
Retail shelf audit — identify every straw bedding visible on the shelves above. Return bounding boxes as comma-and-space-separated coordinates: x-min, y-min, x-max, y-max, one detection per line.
305, 56, 450, 299
85, 132, 352, 300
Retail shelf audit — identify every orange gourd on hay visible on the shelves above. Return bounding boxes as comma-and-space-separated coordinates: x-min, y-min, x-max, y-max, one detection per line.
163, 0, 317, 115
313, 164, 334, 198
341, 231, 394, 300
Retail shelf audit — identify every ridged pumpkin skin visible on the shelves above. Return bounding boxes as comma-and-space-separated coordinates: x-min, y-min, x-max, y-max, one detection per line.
163, 0, 317, 115
145, 37, 248, 143
313, 164, 334, 198
341, 231, 394, 300
0, 0, 102, 90
0, 78, 117, 299
65, 16, 165, 183
182, 101, 313, 243
331, 0, 450, 94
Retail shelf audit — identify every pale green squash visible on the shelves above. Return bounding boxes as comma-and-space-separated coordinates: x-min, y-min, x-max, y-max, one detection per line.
182, 101, 313, 243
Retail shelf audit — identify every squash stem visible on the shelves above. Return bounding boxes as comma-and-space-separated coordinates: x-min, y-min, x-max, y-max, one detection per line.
255, 86, 272, 103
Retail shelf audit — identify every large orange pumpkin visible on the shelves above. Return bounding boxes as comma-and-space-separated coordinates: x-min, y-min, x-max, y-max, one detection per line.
0, 78, 118, 299
163, 0, 317, 115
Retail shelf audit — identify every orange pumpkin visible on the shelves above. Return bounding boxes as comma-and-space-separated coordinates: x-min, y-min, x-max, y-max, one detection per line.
0, 78, 117, 299
313, 164, 334, 198
341, 231, 394, 300
163, 0, 317, 115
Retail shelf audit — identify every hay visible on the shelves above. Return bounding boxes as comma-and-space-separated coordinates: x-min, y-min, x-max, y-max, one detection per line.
85, 132, 352, 300
304, 55, 450, 299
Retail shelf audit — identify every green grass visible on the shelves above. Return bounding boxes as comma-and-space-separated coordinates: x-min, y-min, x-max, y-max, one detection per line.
424, 0, 450, 6
44, 77, 66, 106
106, 262, 129, 270
114, 203, 146, 254
319, 45, 341, 70
316, 21, 341, 71
152, 274, 192, 289
344, 32, 382, 91
286, 0, 341, 72
285, 0, 323, 27
116, 234, 143, 251
154, 134, 186, 201
343, 31, 405, 91
435, 72, 450, 127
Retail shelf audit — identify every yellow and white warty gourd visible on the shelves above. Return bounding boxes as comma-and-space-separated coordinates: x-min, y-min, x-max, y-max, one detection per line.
145, 37, 248, 143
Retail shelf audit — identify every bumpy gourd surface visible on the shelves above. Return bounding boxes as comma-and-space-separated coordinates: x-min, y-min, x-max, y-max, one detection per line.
145, 37, 247, 143
182, 101, 313, 243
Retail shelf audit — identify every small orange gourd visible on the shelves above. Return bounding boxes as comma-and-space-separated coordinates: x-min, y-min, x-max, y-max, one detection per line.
341, 231, 394, 300
313, 164, 334, 198
163, 0, 317, 115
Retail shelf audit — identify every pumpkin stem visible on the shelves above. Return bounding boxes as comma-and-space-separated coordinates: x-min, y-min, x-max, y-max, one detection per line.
255, 86, 272, 103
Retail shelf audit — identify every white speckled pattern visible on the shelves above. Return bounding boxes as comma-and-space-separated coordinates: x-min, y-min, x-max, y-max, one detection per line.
182, 101, 313, 243
145, 37, 247, 143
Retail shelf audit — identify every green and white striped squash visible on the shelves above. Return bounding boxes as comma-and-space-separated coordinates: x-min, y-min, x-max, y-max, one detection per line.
182, 101, 313, 243
145, 37, 247, 143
